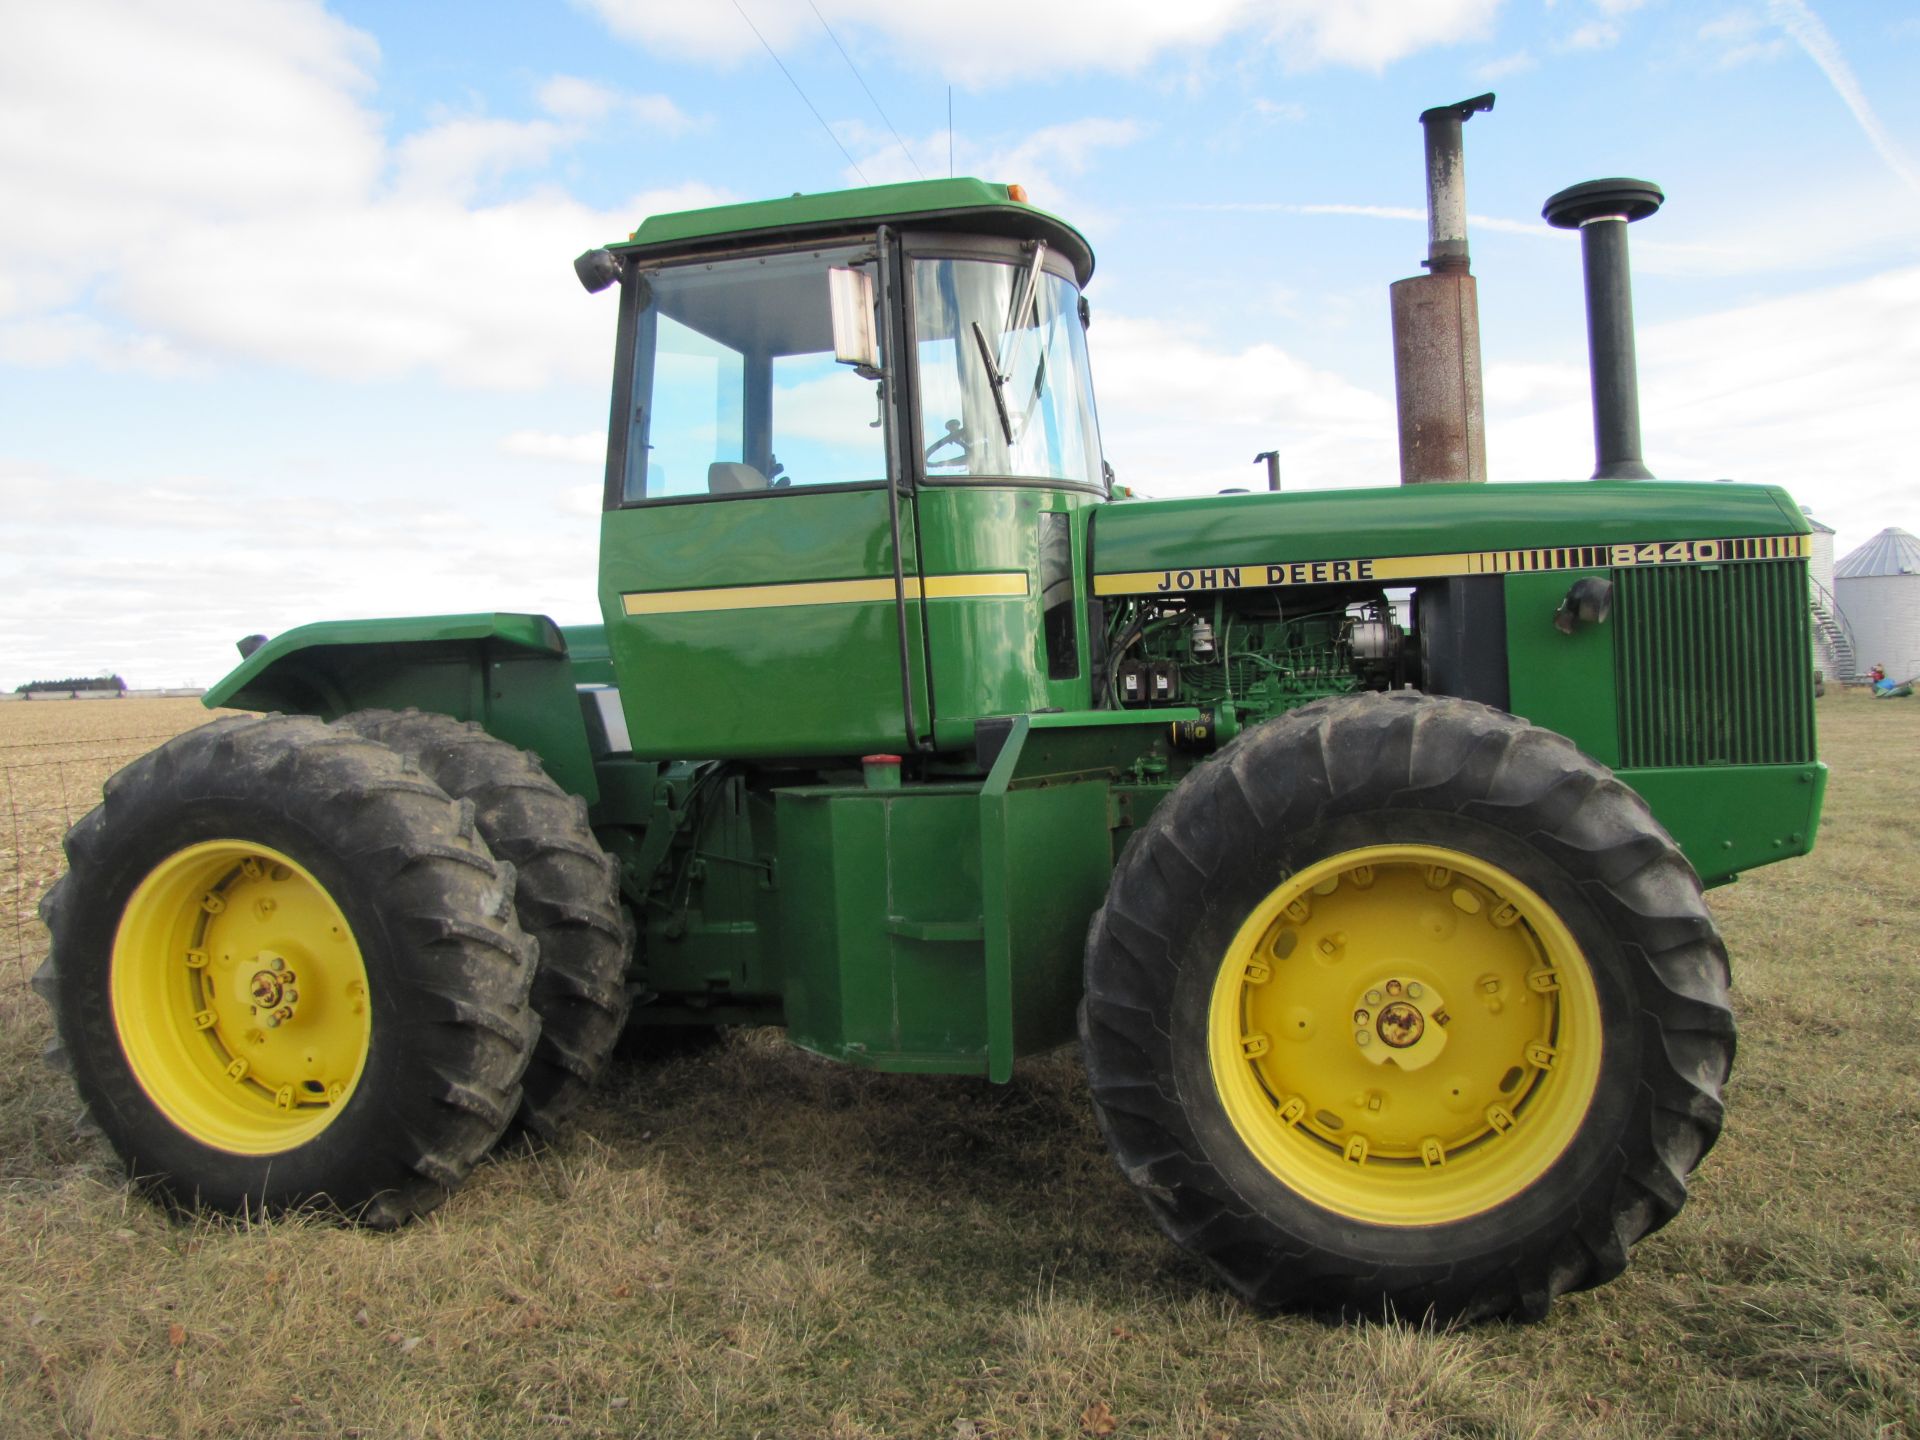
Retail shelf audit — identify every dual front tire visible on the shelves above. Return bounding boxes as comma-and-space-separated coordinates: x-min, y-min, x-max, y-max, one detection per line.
35, 712, 626, 1224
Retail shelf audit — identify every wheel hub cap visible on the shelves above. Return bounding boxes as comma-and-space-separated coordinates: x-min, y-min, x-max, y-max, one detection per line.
1353, 978, 1448, 1070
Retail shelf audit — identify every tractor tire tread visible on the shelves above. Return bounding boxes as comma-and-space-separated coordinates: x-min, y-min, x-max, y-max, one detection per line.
335, 710, 631, 1140
36, 713, 538, 1224
1081, 692, 1732, 1322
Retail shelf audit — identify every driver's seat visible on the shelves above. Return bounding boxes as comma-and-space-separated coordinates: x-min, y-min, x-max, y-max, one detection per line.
708, 461, 769, 494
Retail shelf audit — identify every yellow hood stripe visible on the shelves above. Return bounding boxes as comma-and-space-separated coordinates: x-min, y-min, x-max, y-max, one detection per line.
1092, 533, 1810, 599
622, 571, 1029, 617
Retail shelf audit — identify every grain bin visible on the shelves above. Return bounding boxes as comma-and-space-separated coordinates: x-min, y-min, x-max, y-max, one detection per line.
1835, 527, 1920, 684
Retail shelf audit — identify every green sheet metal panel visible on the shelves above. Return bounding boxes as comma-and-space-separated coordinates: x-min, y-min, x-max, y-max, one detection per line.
1091, 480, 1809, 588
201, 612, 598, 802
1620, 762, 1825, 887
777, 785, 991, 1073
599, 487, 932, 759
913, 485, 1100, 730
601, 482, 1108, 762
615, 178, 1094, 284
1504, 568, 1621, 766
980, 779, 1114, 1078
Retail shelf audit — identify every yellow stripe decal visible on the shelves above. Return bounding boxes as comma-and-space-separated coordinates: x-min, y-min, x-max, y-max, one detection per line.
1091, 533, 1811, 599
621, 571, 1029, 617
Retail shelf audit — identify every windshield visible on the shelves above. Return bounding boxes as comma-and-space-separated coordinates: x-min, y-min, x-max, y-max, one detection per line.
623, 244, 887, 503
912, 255, 1103, 489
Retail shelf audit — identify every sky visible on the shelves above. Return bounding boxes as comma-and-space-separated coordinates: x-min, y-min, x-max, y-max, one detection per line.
2, 0, 1916, 688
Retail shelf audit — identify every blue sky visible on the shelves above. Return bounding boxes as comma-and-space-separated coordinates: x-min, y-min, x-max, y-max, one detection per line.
3, 0, 1915, 687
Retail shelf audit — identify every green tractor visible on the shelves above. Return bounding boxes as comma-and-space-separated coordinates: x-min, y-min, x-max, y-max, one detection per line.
35, 112, 1823, 1321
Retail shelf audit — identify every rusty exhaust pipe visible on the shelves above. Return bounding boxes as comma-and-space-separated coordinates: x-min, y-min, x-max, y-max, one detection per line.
1543, 178, 1663, 480
1391, 92, 1494, 486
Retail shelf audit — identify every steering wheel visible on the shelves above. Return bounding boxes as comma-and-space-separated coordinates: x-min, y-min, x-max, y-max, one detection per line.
925, 418, 968, 467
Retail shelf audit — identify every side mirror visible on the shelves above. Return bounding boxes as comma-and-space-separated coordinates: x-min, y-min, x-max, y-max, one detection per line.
828, 266, 882, 376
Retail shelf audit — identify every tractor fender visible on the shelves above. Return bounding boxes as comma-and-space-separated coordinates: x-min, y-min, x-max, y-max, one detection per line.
202, 613, 600, 803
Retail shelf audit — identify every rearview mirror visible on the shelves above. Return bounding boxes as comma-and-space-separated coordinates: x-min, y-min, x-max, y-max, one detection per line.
828, 267, 882, 376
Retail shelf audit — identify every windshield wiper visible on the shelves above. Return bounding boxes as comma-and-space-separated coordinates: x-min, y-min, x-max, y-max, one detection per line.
972, 242, 1050, 449
1004, 242, 1047, 339
971, 320, 1014, 445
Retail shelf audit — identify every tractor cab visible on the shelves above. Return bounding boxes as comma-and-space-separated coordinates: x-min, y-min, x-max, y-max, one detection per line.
585, 181, 1105, 761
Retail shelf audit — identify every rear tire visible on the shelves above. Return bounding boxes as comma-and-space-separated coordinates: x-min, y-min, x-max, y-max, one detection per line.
34, 714, 538, 1224
336, 710, 629, 1138
1081, 693, 1734, 1321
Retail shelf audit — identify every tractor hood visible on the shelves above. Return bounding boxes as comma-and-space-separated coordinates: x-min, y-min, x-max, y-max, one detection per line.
1090, 479, 1811, 600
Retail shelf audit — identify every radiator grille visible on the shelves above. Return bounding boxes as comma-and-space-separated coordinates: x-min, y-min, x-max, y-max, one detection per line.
1615, 559, 1816, 767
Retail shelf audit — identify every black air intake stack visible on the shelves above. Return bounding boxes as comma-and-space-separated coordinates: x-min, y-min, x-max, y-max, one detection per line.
1543, 178, 1663, 479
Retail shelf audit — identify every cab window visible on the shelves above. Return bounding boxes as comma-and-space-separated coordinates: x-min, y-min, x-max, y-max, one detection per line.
626, 245, 887, 502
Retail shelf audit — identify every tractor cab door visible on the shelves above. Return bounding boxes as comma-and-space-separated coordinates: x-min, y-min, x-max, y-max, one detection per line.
596, 238, 930, 760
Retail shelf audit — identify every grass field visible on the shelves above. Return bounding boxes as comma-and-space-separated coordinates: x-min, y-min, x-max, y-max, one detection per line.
2, 696, 1914, 1439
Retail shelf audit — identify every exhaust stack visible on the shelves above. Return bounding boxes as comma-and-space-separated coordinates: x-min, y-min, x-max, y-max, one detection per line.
1391, 92, 1495, 486
1543, 178, 1663, 480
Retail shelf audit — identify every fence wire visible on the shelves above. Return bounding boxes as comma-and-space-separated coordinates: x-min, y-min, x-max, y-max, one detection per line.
2, 745, 153, 995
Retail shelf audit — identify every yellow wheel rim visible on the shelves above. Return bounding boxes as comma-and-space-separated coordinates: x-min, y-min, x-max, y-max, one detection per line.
110, 840, 372, 1155
1208, 844, 1602, 1225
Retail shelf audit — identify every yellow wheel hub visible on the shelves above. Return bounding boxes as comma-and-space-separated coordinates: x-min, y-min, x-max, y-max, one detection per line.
1208, 844, 1602, 1225
110, 840, 372, 1155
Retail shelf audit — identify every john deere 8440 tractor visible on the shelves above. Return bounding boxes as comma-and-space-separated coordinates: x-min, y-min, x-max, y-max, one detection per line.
36, 107, 1824, 1321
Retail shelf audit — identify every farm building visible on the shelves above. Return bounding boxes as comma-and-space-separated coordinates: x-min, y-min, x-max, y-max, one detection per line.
1835, 526, 1920, 685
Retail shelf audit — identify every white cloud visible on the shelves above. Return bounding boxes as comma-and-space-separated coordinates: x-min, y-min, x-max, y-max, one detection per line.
1768, 0, 1920, 193
1253, 98, 1308, 122
1089, 313, 1395, 495
1187, 189, 1920, 280
575, 0, 1504, 82
0, 314, 198, 376
1488, 266, 1920, 556
1699, 10, 1790, 66
109, 181, 726, 390
536, 75, 692, 132
0, 459, 603, 690
392, 117, 575, 201
0, 0, 721, 391
1475, 49, 1537, 79
1190, 201, 1554, 240
1560, 21, 1620, 50
503, 430, 607, 464
0, 0, 382, 312
841, 116, 1145, 223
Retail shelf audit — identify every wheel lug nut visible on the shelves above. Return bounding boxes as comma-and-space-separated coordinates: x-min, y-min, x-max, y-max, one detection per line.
1355, 1030, 1372, 1046
1353, 1009, 1369, 1025
1407, 982, 1424, 1000
1365, 989, 1383, 1006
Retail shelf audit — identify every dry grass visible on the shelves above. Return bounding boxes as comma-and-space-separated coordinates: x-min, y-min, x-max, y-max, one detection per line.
2, 695, 1914, 1439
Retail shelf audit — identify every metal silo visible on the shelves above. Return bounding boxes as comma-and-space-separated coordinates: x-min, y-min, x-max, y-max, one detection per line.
1835, 527, 1920, 685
